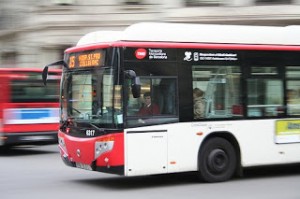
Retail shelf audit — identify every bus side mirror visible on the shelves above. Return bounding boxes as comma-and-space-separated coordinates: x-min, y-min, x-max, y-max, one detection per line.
42, 66, 49, 86
125, 70, 141, 98
42, 60, 67, 86
131, 77, 141, 98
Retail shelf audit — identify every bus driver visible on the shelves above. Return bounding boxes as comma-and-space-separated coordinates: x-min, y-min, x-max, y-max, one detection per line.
138, 92, 160, 116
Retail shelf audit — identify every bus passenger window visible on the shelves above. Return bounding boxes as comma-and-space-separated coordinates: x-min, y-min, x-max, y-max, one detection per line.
247, 79, 283, 117
192, 65, 242, 119
286, 66, 300, 116
287, 89, 300, 115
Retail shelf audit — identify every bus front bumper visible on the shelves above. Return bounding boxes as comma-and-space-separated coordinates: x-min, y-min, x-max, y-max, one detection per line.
58, 131, 124, 174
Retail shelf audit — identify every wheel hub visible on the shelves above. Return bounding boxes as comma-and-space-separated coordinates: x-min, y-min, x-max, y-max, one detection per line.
207, 148, 228, 174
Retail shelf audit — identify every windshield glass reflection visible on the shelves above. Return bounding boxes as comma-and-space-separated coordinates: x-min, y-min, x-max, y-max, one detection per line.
61, 68, 122, 127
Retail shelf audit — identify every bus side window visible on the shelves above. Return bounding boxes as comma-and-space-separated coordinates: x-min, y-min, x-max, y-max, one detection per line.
287, 89, 300, 115
247, 67, 283, 117
192, 65, 242, 119
137, 77, 177, 116
125, 77, 178, 127
247, 80, 283, 117
286, 66, 300, 116
156, 78, 177, 115
126, 79, 149, 116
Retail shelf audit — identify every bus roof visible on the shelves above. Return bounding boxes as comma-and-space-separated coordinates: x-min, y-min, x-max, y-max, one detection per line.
76, 22, 300, 46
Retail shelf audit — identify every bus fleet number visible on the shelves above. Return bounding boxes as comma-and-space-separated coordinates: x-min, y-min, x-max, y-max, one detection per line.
86, 130, 95, 136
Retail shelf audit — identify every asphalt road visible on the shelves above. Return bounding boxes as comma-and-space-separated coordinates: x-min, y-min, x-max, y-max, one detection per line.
0, 144, 300, 199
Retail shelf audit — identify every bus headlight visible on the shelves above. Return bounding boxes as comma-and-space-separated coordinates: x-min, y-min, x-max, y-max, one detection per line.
94, 141, 114, 159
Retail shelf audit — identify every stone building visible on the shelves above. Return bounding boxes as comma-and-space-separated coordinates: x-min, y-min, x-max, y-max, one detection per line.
0, 0, 300, 68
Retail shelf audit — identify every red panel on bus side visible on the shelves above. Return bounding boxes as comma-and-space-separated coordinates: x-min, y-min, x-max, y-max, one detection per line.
62, 133, 95, 165
95, 133, 124, 167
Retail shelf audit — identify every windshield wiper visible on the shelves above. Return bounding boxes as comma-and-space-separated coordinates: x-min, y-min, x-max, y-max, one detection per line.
71, 107, 81, 114
89, 122, 105, 133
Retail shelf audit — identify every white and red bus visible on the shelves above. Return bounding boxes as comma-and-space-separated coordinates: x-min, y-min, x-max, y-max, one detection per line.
43, 23, 300, 182
0, 68, 60, 148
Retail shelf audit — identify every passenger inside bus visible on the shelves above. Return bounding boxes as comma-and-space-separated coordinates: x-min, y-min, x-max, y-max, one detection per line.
138, 92, 160, 116
287, 89, 300, 115
193, 88, 206, 119
287, 89, 298, 103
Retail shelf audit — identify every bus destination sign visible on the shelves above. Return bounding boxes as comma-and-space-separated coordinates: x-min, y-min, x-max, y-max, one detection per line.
68, 50, 105, 69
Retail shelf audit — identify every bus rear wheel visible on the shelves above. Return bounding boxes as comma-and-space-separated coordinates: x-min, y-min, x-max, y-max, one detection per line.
198, 137, 236, 183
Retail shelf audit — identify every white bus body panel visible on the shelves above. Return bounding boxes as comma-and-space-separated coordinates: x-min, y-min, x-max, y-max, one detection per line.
125, 119, 300, 176
125, 130, 168, 176
125, 123, 201, 176
77, 23, 300, 46
232, 119, 300, 166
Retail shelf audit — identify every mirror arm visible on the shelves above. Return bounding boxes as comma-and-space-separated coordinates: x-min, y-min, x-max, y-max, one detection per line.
42, 60, 67, 86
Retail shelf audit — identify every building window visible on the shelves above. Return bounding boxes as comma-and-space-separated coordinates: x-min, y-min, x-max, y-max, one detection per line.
185, 0, 221, 7
256, 0, 292, 5
124, 0, 143, 5
52, 0, 75, 5
1, 52, 17, 67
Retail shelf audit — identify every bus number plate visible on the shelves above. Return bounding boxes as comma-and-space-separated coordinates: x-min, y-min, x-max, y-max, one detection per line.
75, 162, 92, 171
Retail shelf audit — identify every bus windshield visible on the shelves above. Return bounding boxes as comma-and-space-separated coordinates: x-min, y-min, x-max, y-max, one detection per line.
61, 67, 122, 128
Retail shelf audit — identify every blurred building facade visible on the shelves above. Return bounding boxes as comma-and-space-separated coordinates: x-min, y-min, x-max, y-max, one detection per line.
0, 0, 300, 68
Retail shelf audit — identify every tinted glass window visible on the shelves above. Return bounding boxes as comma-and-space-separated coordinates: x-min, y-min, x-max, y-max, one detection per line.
11, 72, 60, 103
286, 66, 300, 116
247, 66, 283, 117
192, 65, 242, 119
126, 76, 178, 127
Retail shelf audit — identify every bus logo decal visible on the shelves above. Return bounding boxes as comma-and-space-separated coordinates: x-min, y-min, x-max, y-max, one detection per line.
184, 51, 238, 62
183, 51, 192, 61
149, 49, 168, 60
135, 48, 147, 59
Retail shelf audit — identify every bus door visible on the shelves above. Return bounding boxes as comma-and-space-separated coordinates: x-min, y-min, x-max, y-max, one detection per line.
125, 76, 178, 176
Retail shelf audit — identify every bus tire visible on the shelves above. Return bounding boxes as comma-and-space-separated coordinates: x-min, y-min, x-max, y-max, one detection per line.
198, 137, 236, 183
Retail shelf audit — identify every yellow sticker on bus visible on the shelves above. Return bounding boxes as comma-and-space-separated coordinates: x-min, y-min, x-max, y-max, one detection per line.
275, 120, 300, 144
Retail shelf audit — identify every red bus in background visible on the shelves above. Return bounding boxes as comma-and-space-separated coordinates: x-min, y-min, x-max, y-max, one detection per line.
0, 68, 61, 148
